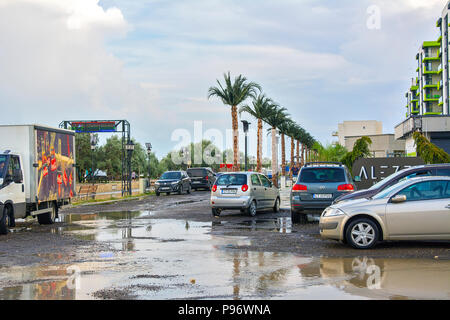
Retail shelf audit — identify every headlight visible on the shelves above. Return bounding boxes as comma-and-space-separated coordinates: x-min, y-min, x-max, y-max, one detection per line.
171, 181, 179, 185
322, 208, 345, 217
155, 182, 160, 186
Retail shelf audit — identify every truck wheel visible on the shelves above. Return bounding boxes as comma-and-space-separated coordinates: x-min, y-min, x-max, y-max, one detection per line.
37, 204, 56, 225
0, 206, 11, 235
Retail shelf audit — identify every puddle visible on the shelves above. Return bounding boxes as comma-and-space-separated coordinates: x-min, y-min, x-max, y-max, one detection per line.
235, 218, 293, 234
1, 211, 450, 300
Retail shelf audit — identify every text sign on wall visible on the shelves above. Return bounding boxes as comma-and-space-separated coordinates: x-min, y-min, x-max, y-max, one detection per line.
71, 121, 117, 133
352, 157, 425, 190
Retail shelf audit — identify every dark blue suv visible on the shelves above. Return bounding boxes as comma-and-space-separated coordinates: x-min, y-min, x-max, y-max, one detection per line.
290, 162, 356, 224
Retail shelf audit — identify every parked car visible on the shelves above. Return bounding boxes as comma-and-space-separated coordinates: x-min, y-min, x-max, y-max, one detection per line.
210, 172, 280, 217
187, 167, 216, 191
155, 171, 191, 196
333, 164, 450, 204
291, 162, 356, 224
320, 176, 450, 249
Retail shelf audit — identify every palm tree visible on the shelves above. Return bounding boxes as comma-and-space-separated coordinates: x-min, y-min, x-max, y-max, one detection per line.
208, 72, 261, 171
278, 119, 295, 180
286, 123, 301, 179
264, 105, 289, 187
239, 94, 274, 173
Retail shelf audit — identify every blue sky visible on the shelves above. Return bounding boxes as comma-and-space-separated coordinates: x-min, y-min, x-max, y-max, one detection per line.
0, 0, 446, 159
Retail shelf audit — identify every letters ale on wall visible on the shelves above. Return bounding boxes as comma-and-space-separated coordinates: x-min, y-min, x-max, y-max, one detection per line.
352, 157, 425, 189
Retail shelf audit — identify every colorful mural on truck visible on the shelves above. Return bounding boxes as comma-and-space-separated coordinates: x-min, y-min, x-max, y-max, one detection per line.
36, 130, 75, 202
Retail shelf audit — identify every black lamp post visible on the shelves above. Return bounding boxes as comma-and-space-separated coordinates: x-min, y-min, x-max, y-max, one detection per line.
241, 120, 251, 171
145, 142, 152, 179
125, 141, 135, 196
90, 134, 98, 183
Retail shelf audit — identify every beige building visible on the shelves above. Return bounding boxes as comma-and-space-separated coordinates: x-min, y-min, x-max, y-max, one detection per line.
345, 134, 406, 158
334, 121, 406, 157
334, 121, 383, 146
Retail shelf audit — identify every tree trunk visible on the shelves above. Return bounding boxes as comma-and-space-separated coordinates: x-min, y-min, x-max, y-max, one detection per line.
296, 140, 300, 166
301, 144, 305, 167
271, 127, 278, 187
257, 118, 263, 173
281, 133, 286, 178
231, 105, 239, 172
290, 137, 294, 179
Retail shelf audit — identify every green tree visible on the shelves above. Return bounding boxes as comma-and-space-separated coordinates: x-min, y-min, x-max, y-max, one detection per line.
413, 131, 450, 164
313, 142, 348, 162
239, 93, 275, 172
341, 136, 372, 172
208, 72, 261, 172
74, 133, 99, 182
264, 105, 289, 186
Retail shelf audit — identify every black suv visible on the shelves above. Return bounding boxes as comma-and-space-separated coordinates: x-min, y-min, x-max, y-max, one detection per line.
333, 163, 450, 204
155, 171, 191, 196
291, 162, 356, 224
187, 167, 216, 191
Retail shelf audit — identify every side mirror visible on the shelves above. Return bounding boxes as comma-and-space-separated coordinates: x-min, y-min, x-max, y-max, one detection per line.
354, 176, 361, 182
391, 194, 407, 204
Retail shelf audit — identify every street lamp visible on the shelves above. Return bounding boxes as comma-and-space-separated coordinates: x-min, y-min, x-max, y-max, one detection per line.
125, 141, 135, 196
145, 142, 152, 179
90, 134, 98, 183
241, 120, 251, 171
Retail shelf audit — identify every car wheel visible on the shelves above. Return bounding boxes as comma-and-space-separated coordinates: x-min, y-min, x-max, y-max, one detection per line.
156, 191, 160, 197
212, 208, 222, 217
187, 185, 191, 194
166, 192, 170, 196
0, 206, 11, 235
345, 218, 379, 249
178, 185, 183, 195
273, 198, 280, 213
37, 204, 56, 225
247, 201, 257, 217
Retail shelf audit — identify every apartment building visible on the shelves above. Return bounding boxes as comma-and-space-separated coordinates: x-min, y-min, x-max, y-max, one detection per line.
396, 1, 450, 155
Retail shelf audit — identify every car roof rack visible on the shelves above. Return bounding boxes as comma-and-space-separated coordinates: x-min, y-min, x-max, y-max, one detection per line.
304, 162, 343, 167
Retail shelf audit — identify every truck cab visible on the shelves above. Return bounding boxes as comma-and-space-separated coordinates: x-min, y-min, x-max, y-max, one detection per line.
0, 152, 26, 233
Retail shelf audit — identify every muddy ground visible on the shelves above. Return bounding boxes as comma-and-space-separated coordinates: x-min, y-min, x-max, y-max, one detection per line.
0, 190, 449, 300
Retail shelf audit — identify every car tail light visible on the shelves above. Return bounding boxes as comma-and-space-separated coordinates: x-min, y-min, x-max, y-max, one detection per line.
338, 184, 354, 192
241, 184, 249, 192
212, 185, 217, 192
205, 176, 209, 181
292, 184, 307, 192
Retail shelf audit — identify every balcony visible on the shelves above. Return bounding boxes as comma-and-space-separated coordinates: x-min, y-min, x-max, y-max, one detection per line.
424, 94, 441, 102
424, 105, 443, 115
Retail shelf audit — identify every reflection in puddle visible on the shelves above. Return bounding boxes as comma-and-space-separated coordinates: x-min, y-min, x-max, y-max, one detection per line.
1, 211, 450, 300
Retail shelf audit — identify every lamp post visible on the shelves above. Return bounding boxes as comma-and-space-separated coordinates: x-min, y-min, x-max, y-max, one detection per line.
90, 134, 98, 183
241, 120, 251, 172
145, 142, 152, 179
125, 141, 135, 196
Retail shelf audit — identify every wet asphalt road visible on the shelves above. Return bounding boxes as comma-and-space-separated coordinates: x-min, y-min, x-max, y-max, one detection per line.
0, 190, 449, 300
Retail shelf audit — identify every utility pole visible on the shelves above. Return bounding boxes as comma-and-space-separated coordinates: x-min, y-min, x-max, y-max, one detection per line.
241, 120, 251, 171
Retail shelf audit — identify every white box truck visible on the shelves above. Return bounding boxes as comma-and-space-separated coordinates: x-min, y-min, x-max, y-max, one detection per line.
0, 125, 76, 234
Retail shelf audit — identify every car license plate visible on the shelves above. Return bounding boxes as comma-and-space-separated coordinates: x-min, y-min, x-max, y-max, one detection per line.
222, 189, 237, 195
161, 187, 170, 191
313, 194, 332, 199
193, 181, 200, 184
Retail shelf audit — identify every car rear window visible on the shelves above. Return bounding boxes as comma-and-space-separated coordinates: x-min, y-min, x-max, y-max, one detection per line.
216, 174, 247, 186
436, 168, 450, 176
299, 168, 346, 183
187, 169, 207, 177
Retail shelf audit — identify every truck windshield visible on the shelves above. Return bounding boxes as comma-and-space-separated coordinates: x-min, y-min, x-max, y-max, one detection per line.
0, 155, 7, 179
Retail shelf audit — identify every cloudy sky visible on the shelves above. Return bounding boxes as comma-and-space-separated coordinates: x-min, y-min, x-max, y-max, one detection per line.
0, 0, 446, 159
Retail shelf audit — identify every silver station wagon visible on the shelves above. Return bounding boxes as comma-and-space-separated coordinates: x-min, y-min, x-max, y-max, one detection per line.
210, 172, 280, 217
